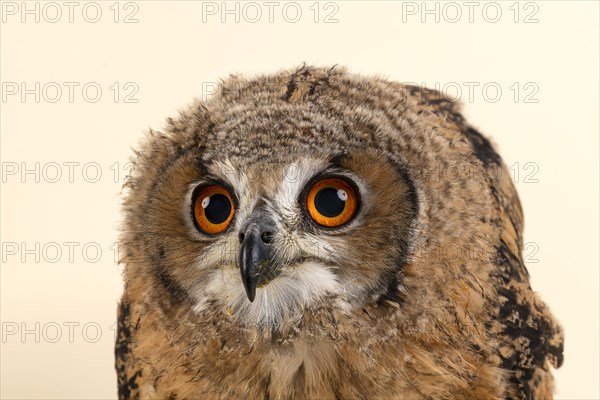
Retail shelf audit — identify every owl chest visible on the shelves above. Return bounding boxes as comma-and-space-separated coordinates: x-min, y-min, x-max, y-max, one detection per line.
218, 339, 341, 398
147, 337, 380, 399
214, 339, 409, 398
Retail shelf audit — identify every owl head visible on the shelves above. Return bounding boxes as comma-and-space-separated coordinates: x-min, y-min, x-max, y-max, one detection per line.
121, 65, 524, 335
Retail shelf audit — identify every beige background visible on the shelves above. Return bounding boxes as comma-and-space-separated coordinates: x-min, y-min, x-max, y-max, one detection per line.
1, 1, 598, 398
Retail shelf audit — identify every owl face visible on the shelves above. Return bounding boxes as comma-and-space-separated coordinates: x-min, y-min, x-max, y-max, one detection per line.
138, 142, 417, 329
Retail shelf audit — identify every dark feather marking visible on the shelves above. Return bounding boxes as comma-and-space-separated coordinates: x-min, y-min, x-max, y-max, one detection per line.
154, 258, 192, 304
495, 240, 527, 284
377, 274, 404, 306
283, 75, 298, 101
389, 155, 420, 261
375, 154, 419, 304
496, 287, 544, 399
494, 240, 564, 399
461, 127, 502, 166
115, 300, 142, 400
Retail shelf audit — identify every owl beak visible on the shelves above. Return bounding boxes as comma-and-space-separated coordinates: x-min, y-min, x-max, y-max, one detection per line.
239, 222, 276, 302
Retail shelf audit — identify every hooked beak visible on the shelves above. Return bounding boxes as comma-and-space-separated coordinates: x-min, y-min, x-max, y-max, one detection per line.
239, 222, 277, 302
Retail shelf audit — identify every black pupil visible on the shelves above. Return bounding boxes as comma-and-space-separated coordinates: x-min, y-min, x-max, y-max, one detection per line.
314, 187, 346, 217
204, 194, 231, 224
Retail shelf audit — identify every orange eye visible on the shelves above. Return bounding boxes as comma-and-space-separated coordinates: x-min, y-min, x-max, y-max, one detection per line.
193, 185, 235, 235
305, 177, 359, 228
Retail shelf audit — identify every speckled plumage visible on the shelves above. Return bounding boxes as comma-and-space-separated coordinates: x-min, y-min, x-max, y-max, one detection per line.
115, 65, 563, 399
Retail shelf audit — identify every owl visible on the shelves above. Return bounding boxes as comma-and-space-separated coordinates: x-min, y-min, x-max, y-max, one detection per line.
115, 65, 563, 399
